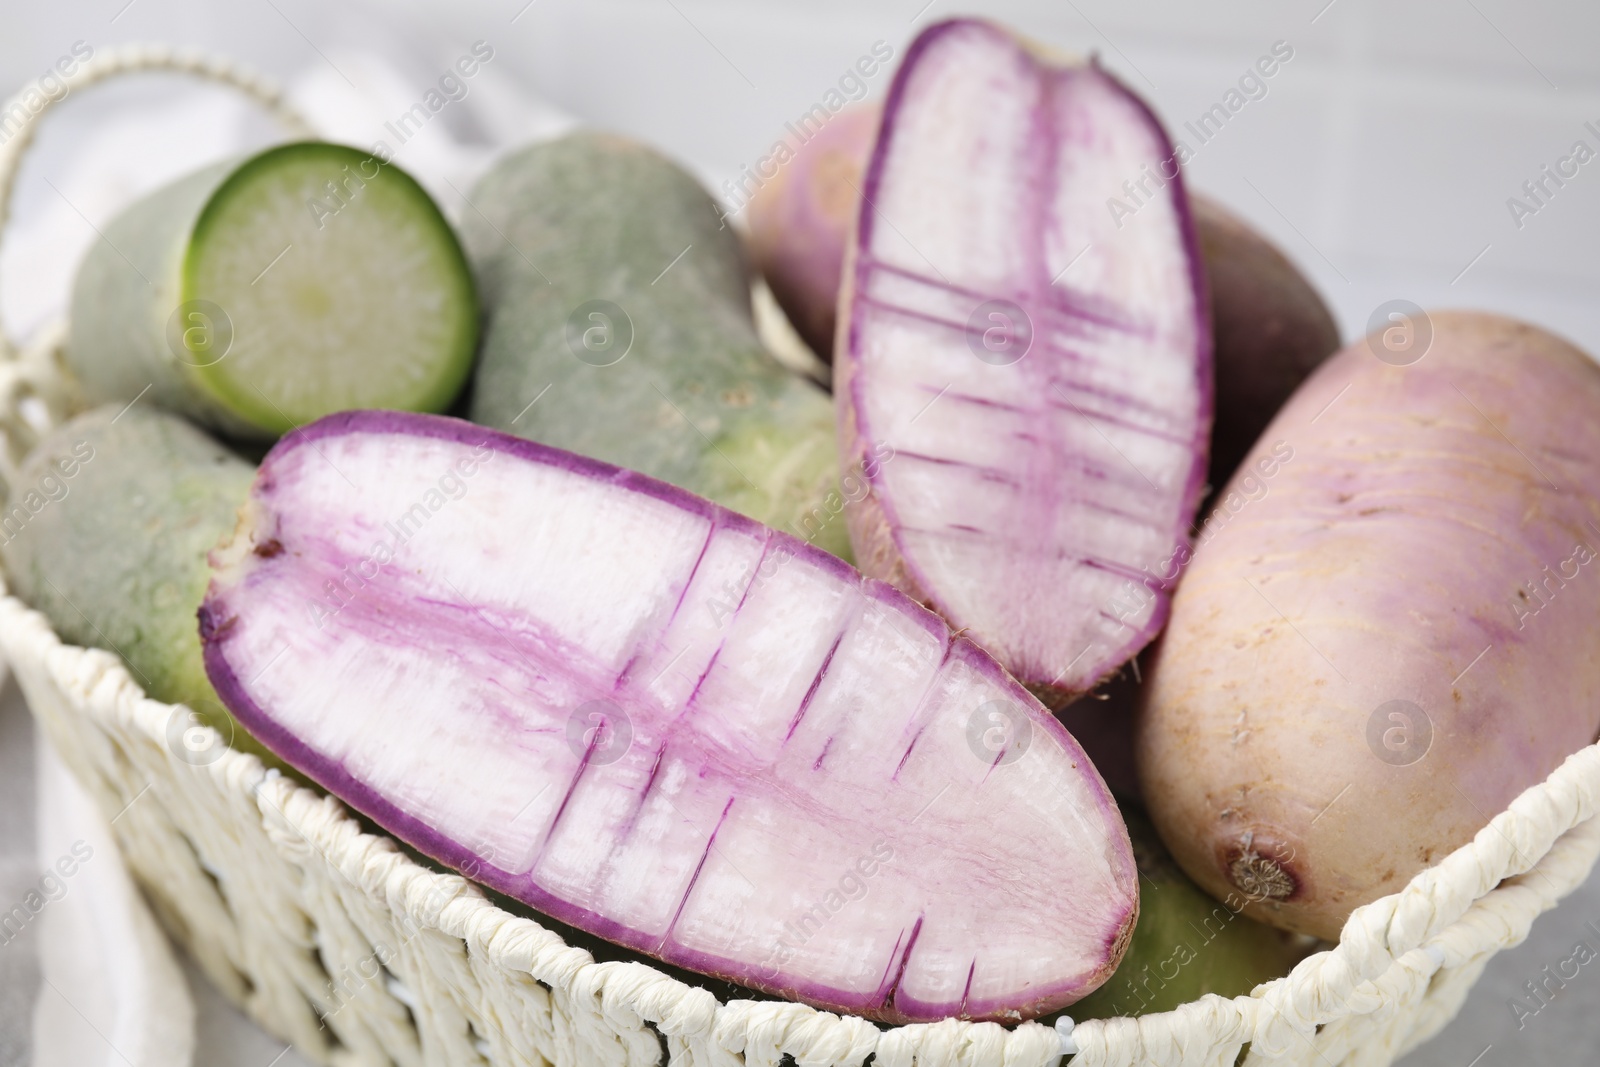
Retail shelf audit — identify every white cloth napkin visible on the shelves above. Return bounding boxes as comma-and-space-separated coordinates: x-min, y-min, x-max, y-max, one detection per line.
31, 733, 196, 1067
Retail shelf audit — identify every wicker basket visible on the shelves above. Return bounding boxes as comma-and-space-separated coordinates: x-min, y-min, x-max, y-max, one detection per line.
3, 46, 1599, 1067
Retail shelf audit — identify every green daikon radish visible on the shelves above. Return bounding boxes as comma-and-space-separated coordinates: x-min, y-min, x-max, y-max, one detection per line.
462, 132, 852, 560
68, 142, 477, 441
1, 405, 264, 763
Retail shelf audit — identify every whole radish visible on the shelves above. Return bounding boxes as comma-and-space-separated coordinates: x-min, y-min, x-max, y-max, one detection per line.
1138, 311, 1600, 940
1191, 195, 1340, 490
1, 406, 271, 764
746, 104, 879, 360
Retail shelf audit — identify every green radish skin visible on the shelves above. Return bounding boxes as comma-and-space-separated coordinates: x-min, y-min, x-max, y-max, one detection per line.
462, 132, 852, 561
1064, 806, 1302, 1021
1, 405, 266, 759
68, 142, 478, 441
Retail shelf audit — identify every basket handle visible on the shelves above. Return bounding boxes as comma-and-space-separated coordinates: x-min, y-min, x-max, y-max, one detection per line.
0, 43, 316, 364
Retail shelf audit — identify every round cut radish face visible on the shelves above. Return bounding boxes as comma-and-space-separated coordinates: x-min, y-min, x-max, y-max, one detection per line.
838, 20, 1210, 698
201, 412, 1135, 1023
187, 143, 478, 433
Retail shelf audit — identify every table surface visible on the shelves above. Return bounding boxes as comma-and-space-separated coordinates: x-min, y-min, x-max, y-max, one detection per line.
2, 2, 1597, 1064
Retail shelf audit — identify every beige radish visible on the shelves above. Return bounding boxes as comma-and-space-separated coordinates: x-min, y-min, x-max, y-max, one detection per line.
1138, 311, 1600, 940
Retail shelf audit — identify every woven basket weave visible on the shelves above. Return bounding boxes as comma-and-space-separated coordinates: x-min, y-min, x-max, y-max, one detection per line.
3, 46, 1599, 1067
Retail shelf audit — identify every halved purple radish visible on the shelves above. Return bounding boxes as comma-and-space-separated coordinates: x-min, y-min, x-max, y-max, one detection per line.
199, 411, 1136, 1023
837, 19, 1211, 704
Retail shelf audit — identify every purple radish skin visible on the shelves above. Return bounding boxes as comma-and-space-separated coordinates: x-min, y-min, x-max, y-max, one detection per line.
200, 410, 1136, 1024
1191, 194, 1340, 490
837, 19, 1212, 706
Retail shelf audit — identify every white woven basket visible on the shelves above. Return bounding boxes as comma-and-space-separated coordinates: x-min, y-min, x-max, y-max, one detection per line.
3, 46, 1599, 1067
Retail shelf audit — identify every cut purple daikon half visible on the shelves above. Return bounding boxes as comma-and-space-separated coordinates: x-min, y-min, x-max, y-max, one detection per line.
837, 19, 1212, 704
200, 411, 1136, 1024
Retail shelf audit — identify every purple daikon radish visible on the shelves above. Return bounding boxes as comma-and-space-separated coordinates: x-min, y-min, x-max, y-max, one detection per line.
200, 410, 1136, 1023
837, 19, 1211, 705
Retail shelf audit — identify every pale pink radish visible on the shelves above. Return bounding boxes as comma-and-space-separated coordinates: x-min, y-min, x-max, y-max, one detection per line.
747, 103, 880, 360
1139, 312, 1600, 939
837, 19, 1211, 705
200, 410, 1137, 1023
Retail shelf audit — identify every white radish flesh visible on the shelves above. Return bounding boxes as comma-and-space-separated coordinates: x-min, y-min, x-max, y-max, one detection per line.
837, 19, 1211, 703
200, 411, 1137, 1023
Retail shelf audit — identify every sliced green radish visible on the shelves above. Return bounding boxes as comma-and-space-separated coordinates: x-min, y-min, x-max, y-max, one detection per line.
68, 142, 477, 440
837, 20, 1211, 705
199, 410, 1137, 1024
